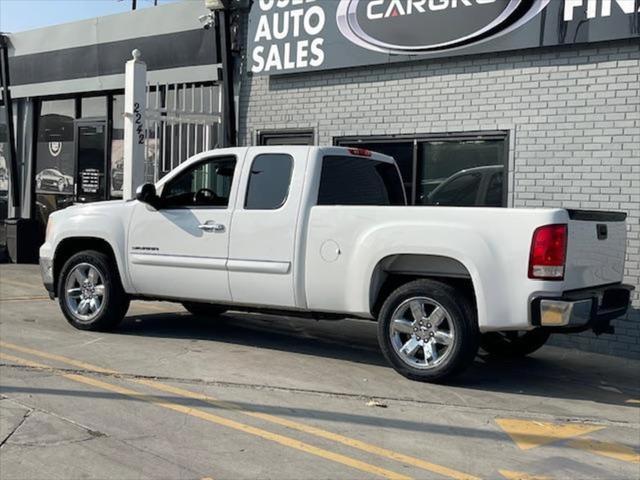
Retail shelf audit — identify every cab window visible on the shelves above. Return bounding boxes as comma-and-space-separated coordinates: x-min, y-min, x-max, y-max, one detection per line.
161, 156, 236, 208
245, 154, 293, 210
317, 156, 405, 206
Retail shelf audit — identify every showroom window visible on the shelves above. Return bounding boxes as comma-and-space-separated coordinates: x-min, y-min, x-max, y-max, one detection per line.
245, 153, 293, 210
110, 95, 124, 198
34, 99, 76, 228
0, 103, 10, 224
336, 132, 507, 207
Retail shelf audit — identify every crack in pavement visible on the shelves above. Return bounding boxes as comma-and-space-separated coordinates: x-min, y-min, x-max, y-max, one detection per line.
115, 437, 206, 478
4, 433, 105, 449
0, 395, 108, 447
0, 405, 32, 448
1, 362, 637, 428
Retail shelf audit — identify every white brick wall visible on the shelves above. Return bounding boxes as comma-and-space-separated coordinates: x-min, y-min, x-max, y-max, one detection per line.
238, 39, 640, 359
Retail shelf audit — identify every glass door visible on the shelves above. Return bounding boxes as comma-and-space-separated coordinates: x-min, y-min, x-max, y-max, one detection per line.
75, 121, 107, 203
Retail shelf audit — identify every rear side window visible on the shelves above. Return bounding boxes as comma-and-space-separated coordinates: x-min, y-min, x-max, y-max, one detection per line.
318, 156, 405, 206
245, 154, 293, 210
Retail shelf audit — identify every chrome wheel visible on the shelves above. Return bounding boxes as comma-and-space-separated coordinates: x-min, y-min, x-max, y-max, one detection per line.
389, 296, 455, 370
64, 263, 106, 323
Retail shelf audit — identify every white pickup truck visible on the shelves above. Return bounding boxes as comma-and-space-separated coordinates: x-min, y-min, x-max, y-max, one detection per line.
40, 146, 633, 381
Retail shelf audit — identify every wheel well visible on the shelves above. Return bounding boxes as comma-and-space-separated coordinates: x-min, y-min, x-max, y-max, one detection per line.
370, 254, 476, 318
53, 238, 118, 294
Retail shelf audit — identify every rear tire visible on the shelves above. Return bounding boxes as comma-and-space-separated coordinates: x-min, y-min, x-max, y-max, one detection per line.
182, 302, 227, 318
377, 279, 479, 382
481, 330, 550, 357
58, 250, 130, 331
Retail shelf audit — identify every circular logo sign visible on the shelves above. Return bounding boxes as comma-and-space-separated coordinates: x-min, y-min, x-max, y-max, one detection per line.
337, 0, 550, 54
48, 141, 62, 157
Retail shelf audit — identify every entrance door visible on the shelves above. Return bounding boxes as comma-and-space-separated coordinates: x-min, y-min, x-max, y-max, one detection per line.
75, 121, 108, 203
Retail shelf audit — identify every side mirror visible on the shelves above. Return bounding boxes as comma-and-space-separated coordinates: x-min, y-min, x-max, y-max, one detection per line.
135, 183, 159, 208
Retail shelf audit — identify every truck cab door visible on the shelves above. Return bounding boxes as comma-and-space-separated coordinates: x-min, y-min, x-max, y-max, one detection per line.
127, 154, 239, 302
228, 147, 306, 308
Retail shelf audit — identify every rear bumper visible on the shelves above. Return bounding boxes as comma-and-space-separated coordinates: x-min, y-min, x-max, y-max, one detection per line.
531, 283, 634, 334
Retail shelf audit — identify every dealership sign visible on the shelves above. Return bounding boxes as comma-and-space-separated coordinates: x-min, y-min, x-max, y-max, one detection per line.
248, 0, 640, 74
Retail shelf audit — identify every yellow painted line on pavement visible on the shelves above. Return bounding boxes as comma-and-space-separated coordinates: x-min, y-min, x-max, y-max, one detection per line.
495, 418, 604, 450
0, 340, 479, 480
626, 399, 640, 405
0, 351, 411, 480
567, 437, 640, 464
0, 341, 117, 374
137, 380, 480, 480
499, 470, 552, 480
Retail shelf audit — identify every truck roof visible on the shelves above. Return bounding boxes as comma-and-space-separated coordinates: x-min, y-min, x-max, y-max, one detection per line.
185, 145, 395, 164
154, 146, 397, 188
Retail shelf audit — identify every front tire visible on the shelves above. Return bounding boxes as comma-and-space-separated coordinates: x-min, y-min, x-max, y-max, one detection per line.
58, 250, 130, 331
377, 279, 479, 382
481, 330, 550, 357
182, 302, 227, 318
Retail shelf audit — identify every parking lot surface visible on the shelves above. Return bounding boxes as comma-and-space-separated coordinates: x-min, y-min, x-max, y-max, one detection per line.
0, 264, 638, 480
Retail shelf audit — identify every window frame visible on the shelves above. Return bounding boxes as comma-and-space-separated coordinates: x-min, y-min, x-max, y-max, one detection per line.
159, 154, 237, 210
244, 153, 294, 211
334, 130, 509, 207
257, 129, 315, 146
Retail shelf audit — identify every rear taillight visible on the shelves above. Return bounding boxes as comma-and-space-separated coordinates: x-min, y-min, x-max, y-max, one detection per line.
528, 224, 567, 280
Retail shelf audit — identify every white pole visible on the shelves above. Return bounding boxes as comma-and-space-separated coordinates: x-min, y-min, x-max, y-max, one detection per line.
123, 49, 147, 199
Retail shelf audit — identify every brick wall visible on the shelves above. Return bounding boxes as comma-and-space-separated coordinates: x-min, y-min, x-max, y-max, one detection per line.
237, 39, 640, 359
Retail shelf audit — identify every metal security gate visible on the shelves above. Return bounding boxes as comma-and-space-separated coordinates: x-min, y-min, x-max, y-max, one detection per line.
143, 82, 223, 182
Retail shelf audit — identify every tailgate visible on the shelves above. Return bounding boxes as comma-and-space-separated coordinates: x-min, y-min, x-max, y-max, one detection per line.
564, 210, 627, 290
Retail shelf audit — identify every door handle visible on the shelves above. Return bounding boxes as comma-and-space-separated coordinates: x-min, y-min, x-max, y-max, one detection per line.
198, 221, 225, 233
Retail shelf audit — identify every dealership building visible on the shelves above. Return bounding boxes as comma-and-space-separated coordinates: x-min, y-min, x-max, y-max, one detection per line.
0, 1, 222, 260
1, 0, 639, 358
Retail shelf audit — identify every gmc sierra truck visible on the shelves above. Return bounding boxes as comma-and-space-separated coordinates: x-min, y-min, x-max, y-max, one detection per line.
40, 146, 633, 381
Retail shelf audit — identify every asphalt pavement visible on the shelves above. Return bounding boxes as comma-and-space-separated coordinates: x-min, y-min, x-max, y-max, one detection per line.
0, 264, 638, 480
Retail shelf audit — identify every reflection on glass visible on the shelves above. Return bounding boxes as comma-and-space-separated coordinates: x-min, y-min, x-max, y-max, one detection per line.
0, 105, 9, 223
76, 123, 106, 203
110, 95, 124, 197
81, 96, 107, 118
427, 171, 482, 206
418, 139, 505, 206
35, 99, 76, 230
36, 100, 75, 194
484, 171, 504, 207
